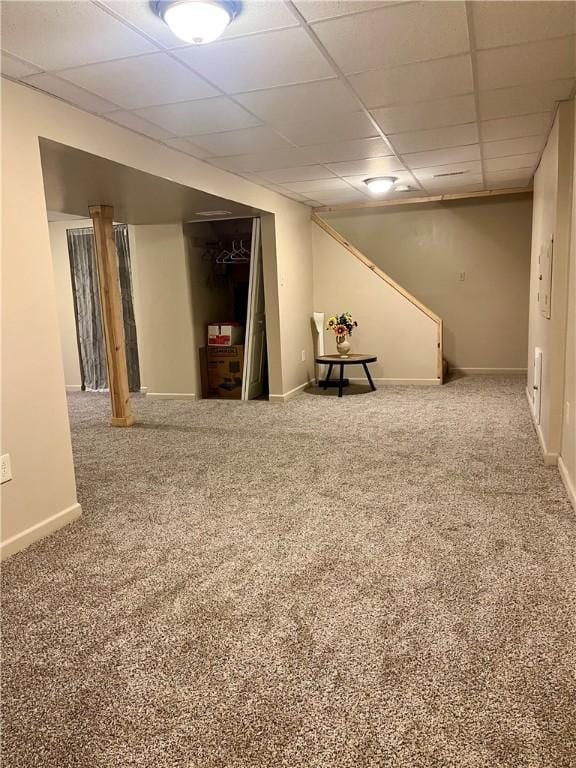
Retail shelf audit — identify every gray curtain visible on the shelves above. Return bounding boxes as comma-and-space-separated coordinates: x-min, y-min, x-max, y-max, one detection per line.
67, 225, 140, 392
115, 226, 141, 392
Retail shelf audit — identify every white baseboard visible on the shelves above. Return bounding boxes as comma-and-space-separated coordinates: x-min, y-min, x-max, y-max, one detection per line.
139, 387, 148, 394
1, 502, 82, 560
558, 457, 576, 510
453, 368, 527, 374
65, 384, 82, 392
269, 382, 309, 403
145, 392, 197, 400
525, 387, 559, 466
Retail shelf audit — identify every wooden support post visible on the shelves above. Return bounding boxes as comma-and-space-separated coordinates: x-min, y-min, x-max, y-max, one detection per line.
89, 205, 134, 427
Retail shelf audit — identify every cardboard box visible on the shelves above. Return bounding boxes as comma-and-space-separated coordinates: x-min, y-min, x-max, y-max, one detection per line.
207, 345, 244, 399
207, 323, 245, 347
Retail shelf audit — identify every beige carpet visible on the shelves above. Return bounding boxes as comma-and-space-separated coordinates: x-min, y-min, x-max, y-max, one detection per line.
2, 376, 575, 767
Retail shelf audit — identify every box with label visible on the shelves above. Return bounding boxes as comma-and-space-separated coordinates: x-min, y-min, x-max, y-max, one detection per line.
206, 345, 244, 399
207, 323, 245, 347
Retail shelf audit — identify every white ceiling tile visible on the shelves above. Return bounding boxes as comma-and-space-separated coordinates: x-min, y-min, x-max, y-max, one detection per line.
234, 79, 359, 124
208, 147, 316, 172
21, 73, 119, 113
477, 37, 576, 91
281, 190, 315, 202
1, 51, 42, 79
99, 0, 298, 48
306, 138, 393, 164
312, 1, 469, 74
97, 0, 187, 48
325, 156, 406, 176
260, 166, 336, 183
189, 126, 294, 156
485, 175, 533, 190
373, 94, 476, 134
283, 178, 353, 193
0, 0, 156, 70
485, 168, 534, 185
219, 1, 300, 40
105, 110, 174, 140
479, 80, 574, 121
391, 123, 479, 154
163, 138, 213, 159
480, 113, 554, 143
312, 189, 370, 205
293, 1, 394, 23
482, 135, 547, 159
484, 153, 540, 172
423, 178, 485, 193
135, 97, 261, 136
174, 28, 333, 93
54, 53, 218, 110
349, 55, 474, 108
403, 144, 481, 168
472, 1, 576, 50
411, 160, 482, 183
277, 112, 378, 146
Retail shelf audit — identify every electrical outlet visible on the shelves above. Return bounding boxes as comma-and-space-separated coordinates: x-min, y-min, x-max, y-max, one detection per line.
459, 271, 466, 281
1, 454, 12, 484
301, 350, 306, 362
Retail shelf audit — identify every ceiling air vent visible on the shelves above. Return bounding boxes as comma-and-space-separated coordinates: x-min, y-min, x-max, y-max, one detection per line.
433, 170, 468, 178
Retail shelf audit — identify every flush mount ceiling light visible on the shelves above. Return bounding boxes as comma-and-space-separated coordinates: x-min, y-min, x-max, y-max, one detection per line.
364, 176, 397, 195
157, 0, 238, 44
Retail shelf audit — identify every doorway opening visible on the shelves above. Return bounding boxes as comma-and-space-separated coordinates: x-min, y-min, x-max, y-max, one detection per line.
186, 216, 268, 401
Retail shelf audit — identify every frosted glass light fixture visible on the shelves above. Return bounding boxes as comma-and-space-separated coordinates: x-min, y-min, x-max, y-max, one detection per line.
157, 1, 238, 44
364, 176, 397, 195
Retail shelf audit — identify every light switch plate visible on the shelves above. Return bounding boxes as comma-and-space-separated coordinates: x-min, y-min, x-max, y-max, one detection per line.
1, 453, 12, 484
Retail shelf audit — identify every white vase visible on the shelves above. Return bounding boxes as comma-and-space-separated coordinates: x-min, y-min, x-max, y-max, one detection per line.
336, 337, 351, 357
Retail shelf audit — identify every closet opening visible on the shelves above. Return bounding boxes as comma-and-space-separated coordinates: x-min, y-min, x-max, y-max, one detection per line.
186, 216, 268, 401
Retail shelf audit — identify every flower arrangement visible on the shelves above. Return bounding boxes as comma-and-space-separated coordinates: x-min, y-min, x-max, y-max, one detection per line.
327, 312, 358, 343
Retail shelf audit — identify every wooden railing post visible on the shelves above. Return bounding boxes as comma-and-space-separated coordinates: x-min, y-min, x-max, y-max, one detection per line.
89, 205, 134, 427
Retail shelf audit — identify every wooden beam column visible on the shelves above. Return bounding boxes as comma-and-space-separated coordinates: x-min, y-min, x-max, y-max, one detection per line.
89, 205, 134, 427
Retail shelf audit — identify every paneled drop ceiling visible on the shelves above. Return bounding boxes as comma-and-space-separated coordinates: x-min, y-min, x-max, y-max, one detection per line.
1, 0, 575, 206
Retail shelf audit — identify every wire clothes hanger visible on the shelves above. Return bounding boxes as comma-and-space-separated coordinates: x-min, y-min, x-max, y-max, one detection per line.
215, 238, 250, 264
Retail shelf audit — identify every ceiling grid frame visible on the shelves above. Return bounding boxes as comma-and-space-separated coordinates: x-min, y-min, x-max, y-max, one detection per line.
2, 0, 574, 205
284, 0, 424, 196
90, 0, 360, 195
463, 0, 486, 189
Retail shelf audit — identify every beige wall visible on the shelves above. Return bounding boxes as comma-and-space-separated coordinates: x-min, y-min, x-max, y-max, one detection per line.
2, 108, 80, 556
562, 126, 576, 497
1, 79, 313, 558
324, 195, 533, 371
312, 222, 439, 382
48, 219, 91, 388
130, 224, 197, 397
527, 102, 574, 469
